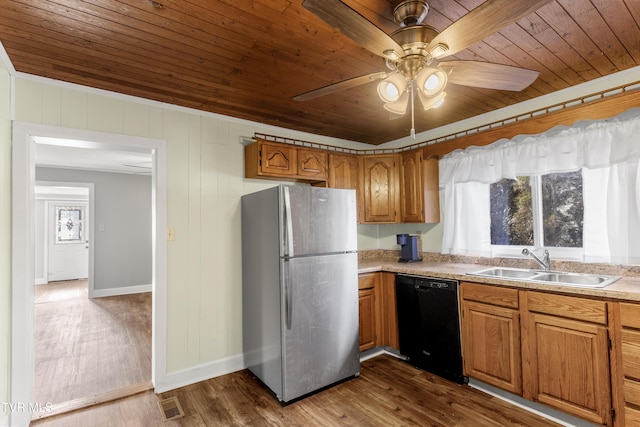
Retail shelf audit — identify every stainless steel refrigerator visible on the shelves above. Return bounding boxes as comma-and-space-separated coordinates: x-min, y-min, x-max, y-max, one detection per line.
241, 184, 360, 402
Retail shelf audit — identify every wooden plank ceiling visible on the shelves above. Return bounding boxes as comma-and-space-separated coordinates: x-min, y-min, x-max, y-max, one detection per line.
1, 0, 639, 145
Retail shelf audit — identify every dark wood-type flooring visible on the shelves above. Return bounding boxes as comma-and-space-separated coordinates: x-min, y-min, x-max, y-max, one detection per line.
33, 354, 559, 426
33, 279, 152, 406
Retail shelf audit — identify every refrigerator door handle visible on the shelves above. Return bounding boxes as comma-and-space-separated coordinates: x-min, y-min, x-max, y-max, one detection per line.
284, 259, 292, 330
283, 186, 294, 257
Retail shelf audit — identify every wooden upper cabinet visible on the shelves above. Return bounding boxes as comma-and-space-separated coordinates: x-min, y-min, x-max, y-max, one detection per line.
245, 139, 327, 181
328, 153, 359, 190
297, 148, 327, 179
361, 154, 400, 223
260, 141, 296, 176
328, 152, 362, 222
245, 140, 437, 224
400, 149, 440, 223
400, 150, 423, 222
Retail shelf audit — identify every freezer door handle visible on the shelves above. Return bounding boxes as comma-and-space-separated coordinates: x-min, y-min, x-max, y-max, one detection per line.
284, 259, 292, 330
283, 186, 294, 257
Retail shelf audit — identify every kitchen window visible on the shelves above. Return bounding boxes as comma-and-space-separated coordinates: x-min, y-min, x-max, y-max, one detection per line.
439, 110, 640, 264
489, 171, 584, 259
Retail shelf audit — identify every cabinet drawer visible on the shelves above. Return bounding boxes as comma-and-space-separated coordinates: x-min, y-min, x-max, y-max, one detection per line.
620, 302, 640, 329
461, 282, 519, 309
626, 406, 640, 425
622, 329, 640, 381
624, 379, 640, 406
358, 273, 376, 290
526, 291, 607, 325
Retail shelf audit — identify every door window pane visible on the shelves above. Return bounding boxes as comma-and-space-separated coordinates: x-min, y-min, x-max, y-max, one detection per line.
55, 206, 84, 244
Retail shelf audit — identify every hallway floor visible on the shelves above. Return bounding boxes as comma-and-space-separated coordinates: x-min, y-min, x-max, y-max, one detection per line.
33, 280, 151, 406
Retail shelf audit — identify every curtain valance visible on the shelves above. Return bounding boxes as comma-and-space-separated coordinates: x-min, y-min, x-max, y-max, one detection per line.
439, 108, 640, 187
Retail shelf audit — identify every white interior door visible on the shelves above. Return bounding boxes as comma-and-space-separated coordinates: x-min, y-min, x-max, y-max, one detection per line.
47, 202, 89, 281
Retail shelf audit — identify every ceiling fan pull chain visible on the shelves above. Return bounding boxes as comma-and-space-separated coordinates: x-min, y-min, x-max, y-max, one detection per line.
410, 80, 416, 139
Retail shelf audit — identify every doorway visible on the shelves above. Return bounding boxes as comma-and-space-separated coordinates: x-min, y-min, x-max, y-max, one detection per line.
11, 122, 168, 426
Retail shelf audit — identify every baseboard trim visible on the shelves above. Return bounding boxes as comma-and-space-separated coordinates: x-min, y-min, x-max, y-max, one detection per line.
154, 353, 245, 394
90, 284, 152, 298
468, 379, 598, 427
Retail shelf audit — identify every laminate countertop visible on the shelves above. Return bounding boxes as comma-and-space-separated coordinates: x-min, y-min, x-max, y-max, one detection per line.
358, 258, 640, 302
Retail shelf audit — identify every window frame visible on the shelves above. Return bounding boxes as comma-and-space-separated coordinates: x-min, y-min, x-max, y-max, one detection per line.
490, 173, 584, 262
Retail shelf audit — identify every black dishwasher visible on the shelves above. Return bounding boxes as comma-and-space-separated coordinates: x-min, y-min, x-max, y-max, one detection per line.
395, 274, 467, 384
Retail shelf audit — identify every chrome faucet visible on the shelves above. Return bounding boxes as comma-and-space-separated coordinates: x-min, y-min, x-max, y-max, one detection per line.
522, 248, 551, 271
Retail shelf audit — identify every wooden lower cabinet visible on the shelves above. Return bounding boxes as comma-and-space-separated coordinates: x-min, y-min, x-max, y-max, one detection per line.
460, 282, 522, 395
522, 291, 612, 426
462, 282, 615, 426
524, 312, 611, 425
358, 273, 380, 352
358, 272, 399, 352
612, 301, 640, 426
358, 286, 377, 351
379, 272, 399, 349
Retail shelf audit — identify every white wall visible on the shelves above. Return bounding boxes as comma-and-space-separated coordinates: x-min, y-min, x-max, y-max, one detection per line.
0, 55, 11, 426
12, 75, 371, 376
35, 169, 152, 292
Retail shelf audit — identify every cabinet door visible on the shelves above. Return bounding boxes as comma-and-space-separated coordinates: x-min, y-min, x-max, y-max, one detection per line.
421, 156, 440, 223
361, 155, 399, 223
328, 153, 359, 190
462, 301, 522, 394
297, 148, 327, 179
328, 153, 361, 222
525, 312, 612, 425
400, 150, 424, 223
261, 141, 296, 176
358, 288, 376, 351
379, 272, 399, 349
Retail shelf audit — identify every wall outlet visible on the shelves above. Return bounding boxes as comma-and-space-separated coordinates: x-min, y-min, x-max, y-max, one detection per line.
167, 227, 175, 241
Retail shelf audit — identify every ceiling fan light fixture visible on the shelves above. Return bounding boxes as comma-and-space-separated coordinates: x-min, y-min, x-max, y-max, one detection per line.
418, 90, 446, 110
383, 91, 410, 115
416, 68, 447, 97
377, 73, 407, 103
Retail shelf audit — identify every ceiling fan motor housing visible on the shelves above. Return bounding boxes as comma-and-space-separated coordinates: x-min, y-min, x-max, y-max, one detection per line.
391, 25, 439, 57
393, 0, 430, 27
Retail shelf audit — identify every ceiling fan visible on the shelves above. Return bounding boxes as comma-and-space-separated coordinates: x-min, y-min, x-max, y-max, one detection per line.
294, 0, 552, 137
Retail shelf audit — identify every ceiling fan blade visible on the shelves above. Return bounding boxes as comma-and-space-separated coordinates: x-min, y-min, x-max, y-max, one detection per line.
440, 60, 540, 91
302, 0, 404, 59
293, 72, 388, 101
427, 0, 552, 59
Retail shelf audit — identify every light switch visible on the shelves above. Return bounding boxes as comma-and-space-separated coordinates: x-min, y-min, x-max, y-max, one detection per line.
167, 227, 175, 241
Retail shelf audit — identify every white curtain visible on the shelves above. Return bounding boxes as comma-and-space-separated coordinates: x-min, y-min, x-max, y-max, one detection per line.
439, 108, 640, 262
441, 182, 491, 256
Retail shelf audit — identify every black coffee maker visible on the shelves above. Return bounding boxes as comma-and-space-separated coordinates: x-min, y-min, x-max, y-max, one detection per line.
397, 234, 422, 263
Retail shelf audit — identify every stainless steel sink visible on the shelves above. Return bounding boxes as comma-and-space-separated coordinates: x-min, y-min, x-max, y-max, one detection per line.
532, 272, 618, 287
468, 267, 620, 289
470, 267, 539, 279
